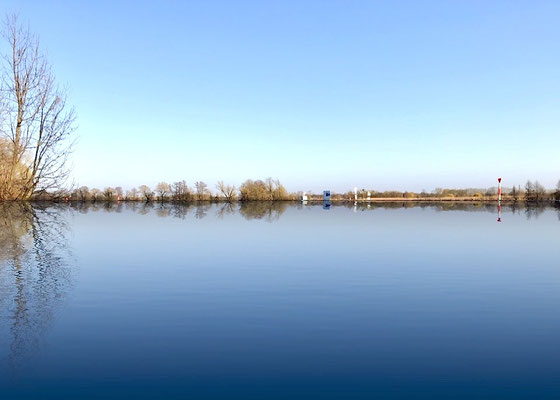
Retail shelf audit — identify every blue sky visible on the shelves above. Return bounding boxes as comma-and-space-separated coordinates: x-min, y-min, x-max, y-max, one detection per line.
4, 0, 560, 192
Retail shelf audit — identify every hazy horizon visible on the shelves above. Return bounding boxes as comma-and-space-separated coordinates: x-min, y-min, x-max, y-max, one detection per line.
4, 0, 559, 192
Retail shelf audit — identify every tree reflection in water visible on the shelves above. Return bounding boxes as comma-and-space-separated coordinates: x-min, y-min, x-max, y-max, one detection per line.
67, 200, 560, 223
0, 203, 74, 374
238, 201, 288, 221
524, 203, 547, 220
216, 202, 235, 219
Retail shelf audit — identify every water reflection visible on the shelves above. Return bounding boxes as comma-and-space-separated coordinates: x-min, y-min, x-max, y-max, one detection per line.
525, 203, 547, 220
0, 203, 74, 373
156, 205, 171, 218
61, 201, 560, 223
195, 203, 212, 219
216, 202, 235, 219
170, 203, 191, 219
238, 201, 288, 221
1, 201, 559, 398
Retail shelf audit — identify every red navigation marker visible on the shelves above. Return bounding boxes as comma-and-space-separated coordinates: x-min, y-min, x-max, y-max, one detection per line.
497, 178, 502, 201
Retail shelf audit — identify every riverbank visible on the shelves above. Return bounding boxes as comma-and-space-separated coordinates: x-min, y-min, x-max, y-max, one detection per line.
6, 197, 558, 205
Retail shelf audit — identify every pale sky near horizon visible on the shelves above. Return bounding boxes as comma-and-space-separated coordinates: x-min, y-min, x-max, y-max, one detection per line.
3, 0, 559, 193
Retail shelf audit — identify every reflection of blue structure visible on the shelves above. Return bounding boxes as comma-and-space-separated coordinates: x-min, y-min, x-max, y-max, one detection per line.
322, 190, 331, 210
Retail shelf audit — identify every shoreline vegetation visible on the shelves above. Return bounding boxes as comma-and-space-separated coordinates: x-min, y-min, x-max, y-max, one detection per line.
22, 178, 560, 204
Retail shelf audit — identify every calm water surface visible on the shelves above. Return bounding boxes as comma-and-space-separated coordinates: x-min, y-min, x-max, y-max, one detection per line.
1, 202, 559, 399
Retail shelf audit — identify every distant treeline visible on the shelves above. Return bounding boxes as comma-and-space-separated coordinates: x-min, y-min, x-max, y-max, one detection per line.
37, 178, 298, 203
335, 180, 560, 202
30, 179, 560, 203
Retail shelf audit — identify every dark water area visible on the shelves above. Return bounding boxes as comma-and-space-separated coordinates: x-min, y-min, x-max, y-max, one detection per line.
1, 201, 559, 399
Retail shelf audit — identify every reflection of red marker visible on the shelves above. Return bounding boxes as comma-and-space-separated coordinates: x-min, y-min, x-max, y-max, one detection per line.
65, 197, 68, 202
497, 202, 502, 223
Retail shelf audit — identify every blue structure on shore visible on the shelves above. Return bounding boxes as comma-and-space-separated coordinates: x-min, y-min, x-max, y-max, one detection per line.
323, 190, 331, 210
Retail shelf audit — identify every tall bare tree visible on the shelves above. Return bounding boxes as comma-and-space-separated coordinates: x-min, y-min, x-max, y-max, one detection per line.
194, 181, 208, 201
103, 187, 115, 202
126, 187, 138, 201
77, 186, 89, 202
172, 180, 190, 202
90, 188, 101, 202
534, 180, 546, 202
155, 182, 171, 202
0, 15, 76, 200
525, 180, 534, 202
216, 181, 236, 202
138, 185, 153, 202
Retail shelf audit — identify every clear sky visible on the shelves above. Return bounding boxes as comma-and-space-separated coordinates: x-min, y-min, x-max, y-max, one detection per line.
4, 0, 559, 192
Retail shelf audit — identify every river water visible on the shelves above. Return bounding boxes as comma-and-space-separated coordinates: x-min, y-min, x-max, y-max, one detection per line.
1, 202, 559, 399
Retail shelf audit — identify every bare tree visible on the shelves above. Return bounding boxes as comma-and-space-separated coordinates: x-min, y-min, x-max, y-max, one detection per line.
172, 180, 191, 202
77, 186, 89, 202
525, 180, 534, 202
138, 185, 153, 202
0, 15, 76, 200
103, 187, 115, 202
265, 177, 275, 200
534, 180, 546, 202
155, 182, 171, 202
216, 181, 236, 202
90, 188, 101, 202
194, 181, 208, 201
126, 187, 138, 201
